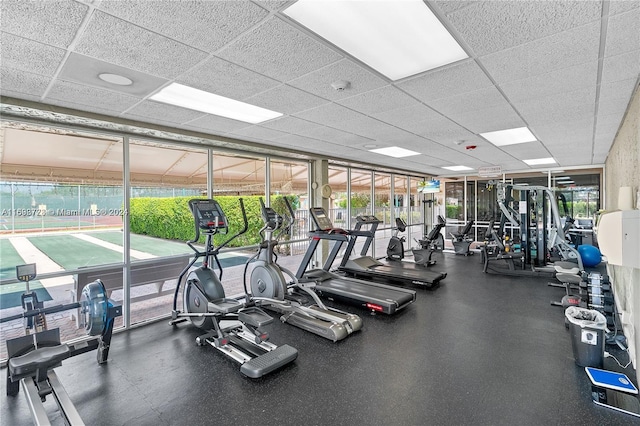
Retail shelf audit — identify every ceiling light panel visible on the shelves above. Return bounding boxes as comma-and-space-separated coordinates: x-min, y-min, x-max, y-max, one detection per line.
369, 146, 421, 158
523, 157, 557, 165
480, 126, 537, 146
442, 165, 473, 171
283, 0, 468, 81
149, 83, 282, 124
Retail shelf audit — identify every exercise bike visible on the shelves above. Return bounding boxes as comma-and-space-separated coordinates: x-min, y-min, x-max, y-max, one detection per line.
170, 198, 297, 379
412, 215, 446, 266
3, 263, 122, 425
450, 219, 474, 256
244, 198, 362, 342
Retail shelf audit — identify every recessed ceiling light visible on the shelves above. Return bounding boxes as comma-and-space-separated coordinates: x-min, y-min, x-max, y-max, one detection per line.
149, 83, 282, 124
442, 165, 473, 171
480, 127, 537, 146
369, 146, 420, 158
523, 157, 557, 166
283, 0, 468, 81
98, 73, 133, 86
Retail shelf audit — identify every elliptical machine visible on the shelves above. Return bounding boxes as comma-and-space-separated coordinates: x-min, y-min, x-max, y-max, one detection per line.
170, 198, 297, 379
245, 198, 362, 342
386, 217, 406, 261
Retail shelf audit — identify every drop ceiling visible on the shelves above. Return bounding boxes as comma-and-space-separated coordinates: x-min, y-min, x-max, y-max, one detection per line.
1, 0, 638, 177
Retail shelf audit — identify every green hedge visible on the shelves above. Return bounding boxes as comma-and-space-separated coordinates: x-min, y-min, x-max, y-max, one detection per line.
129, 195, 296, 247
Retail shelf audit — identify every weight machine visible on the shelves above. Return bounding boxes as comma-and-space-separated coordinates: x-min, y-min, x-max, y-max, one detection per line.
482, 181, 583, 275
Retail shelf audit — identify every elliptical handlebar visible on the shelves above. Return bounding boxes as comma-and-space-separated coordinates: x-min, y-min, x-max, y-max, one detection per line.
218, 198, 248, 251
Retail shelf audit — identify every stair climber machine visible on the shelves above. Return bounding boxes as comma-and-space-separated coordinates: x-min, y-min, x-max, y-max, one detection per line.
296, 207, 416, 315
170, 198, 297, 379
244, 198, 362, 342
338, 215, 447, 289
3, 263, 122, 425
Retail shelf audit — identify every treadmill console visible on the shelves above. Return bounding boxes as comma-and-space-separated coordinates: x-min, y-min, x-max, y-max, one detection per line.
356, 215, 380, 223
189, 199, 228, 233
309, 207, 334, 231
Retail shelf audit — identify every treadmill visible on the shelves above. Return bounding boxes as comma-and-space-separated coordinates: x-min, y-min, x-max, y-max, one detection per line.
338, 215, 447, 289
295, 207, 416, 315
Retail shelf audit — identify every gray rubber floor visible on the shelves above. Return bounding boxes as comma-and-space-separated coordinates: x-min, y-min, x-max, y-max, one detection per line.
2, 252, 637, 425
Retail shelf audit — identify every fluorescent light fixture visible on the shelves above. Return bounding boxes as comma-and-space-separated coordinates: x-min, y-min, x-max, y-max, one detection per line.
480, 127, 537, 146
283, 0, 468, 81
561, 180, 575, 184
149, 83, 282, 124
523, 157, 557, 166
442, 165, 473, 171
369, 146, 420, 158
553, 176, 572, 181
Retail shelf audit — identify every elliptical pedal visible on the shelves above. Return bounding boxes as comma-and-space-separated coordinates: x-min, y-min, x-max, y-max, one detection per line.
240, 344, 298, 379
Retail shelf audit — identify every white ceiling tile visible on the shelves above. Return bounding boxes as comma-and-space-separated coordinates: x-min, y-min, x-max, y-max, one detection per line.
446, 1, 601, 56
0, 67, 50, 100
293, 103, 366, 125
595, 112, 625, 138
0, 32, 65, 77
604, 8, 640, 57
46, 80, 141, 114
479, 22, 601, 84
244, 84, 328, 115
450, 104, 526, 134
287, 59, 387, 101
124, 101, 206, 125
329, 116, 400, 139
495, 141, 552, 159
556, 154, 595, 167
336, 85, 421, 116
396, 59, 494, 102
98, 0, 269, 53
0, 0, 88, 48
255, 1, 290, 11
230, 125, 290, 142
271, 133, 327, 150
531, 117, 595, 146
177, 57, 280, 101
58, 53, 168, 98
217, 17, 343, 82
464, 144, 521, 165
609, 0, 640, 16
598, 78, 638, 116
260, 116, 323, 135
513, 86, 596, 125
601, 50, 640, 83
500, 61, 598, 104
433, 1, 474, 14
75, 11, 208, 79
294, 125, 373, 146
427, 86, 506, 115
186, 114, 253, 134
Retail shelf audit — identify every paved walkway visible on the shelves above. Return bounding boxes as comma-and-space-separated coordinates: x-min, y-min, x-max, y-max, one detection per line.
9, 237, 70, 287
72, 233, 155, 260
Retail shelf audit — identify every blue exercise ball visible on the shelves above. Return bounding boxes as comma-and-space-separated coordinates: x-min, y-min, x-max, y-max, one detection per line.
578, 245, 602, 268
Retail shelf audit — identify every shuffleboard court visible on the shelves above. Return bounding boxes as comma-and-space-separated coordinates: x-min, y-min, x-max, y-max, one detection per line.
27, 235, 124, 270
0, 239, 25, 280
91, 231, 190, 257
